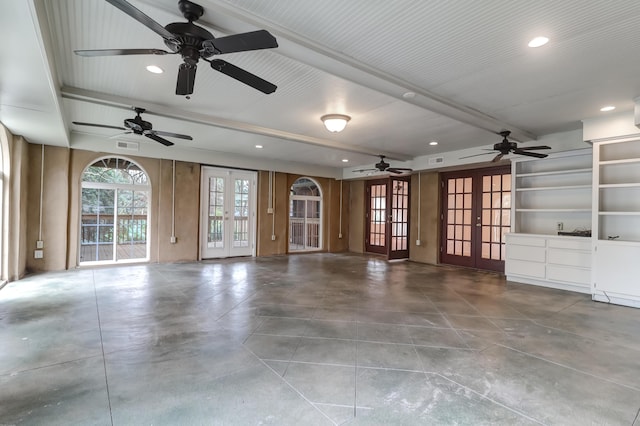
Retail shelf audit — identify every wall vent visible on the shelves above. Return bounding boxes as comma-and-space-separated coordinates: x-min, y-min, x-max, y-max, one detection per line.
428, 156, 444, 165
116, 140, 139, 151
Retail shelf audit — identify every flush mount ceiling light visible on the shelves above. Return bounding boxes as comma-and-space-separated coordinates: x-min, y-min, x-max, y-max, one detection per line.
528, 36, 549, 48
321, 114, 351, 133
146, 65, 164, 74
342, 158, 349, 163
429, 141, 438, 146
600, 105, 616, 112
255, 144, 263, 149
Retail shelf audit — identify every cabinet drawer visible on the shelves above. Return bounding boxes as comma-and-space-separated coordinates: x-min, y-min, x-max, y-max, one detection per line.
547, 248, 591, 268
547, 265, 591, 286
548, 238, 591, 251
506, 259, 546, 278
506, 244, 546, 262
506, 235, 546, 247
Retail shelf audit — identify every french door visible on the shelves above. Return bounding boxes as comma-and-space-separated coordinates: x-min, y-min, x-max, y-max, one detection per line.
440, 167, 511, 272
365, 177, 410, 259
200, 167, 256, 258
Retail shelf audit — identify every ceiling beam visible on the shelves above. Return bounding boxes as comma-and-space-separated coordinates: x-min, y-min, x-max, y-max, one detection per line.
196, 0, 537, 143
61, 86, 413, 161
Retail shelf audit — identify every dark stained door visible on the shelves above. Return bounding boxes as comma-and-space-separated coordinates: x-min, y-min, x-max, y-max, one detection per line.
365, 177, 410, 259
440, 166, 511, 272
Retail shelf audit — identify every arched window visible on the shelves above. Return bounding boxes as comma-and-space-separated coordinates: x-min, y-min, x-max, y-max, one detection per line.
289, 177, 323, 252
79, 157, 150, 264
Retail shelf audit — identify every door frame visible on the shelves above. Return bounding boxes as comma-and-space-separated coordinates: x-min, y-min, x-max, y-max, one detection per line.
200, 166, 257, 259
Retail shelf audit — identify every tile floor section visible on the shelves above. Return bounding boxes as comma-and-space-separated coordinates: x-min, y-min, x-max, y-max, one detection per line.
1, 253, 640, 425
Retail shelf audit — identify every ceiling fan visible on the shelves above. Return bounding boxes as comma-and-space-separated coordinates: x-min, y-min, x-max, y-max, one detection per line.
75, 0, 278, 96
72, 107, 193, 146
353, 155, 413, 175
461, 130, 551, 162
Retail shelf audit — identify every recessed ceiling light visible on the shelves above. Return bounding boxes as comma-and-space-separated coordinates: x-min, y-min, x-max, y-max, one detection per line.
600, 105, 616, 112
403, 91, 416, 99
429, 141, 438, 146
342, 159, 349, 163
528, 36, 549, 48
146, 65, 163, 74
255, 145, 263, 149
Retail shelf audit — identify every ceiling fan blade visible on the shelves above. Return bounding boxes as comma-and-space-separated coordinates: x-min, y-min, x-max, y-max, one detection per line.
387, 168, 413, 174
460, 152, 495, 159
518, 145, 551, 150
208, 30, 278, 54
153, 130, 193, 140
209, 59, 277, 94
106, 0, 178, 42
513, 149, 548, 159
144, 132, 174, 147
176, 63, 197, 95
109, 131, 133, 139
491, 153, 506, 162
72, 121, 126, 131
75, 48, 171, 57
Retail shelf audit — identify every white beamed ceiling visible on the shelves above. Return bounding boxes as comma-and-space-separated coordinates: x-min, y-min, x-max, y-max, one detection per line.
2, 0, 640, 177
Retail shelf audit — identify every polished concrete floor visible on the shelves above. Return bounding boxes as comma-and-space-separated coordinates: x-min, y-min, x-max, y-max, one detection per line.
1, 253, 640, 425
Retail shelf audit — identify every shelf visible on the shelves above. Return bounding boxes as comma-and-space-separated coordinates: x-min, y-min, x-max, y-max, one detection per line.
599, 183, 640, 188
517, 208, 591, 213
516, 185, 591, 192
516, 168, 592, 178
599, 157, 640, 166
598, 211, 640, 216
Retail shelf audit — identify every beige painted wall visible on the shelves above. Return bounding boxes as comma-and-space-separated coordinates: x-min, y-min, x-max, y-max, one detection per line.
409, 172, 440, 265
257, 171, 349, 256
348, 180, 365, 253
10, 144, 349, 274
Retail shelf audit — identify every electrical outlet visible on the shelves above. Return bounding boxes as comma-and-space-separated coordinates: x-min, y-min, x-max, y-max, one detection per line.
36, 240, 44, 249
170, 236, 177, 244
338, 233, 343, 239
34, 250, 43, 259
557, 222, 563, 231
416, 239, 421, 246
267, 207, 273, 214
271, 235, 276, 241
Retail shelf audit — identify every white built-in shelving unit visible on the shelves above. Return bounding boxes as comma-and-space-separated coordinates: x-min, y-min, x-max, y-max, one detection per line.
505, 149, 593, 293
591, 137, 640, 308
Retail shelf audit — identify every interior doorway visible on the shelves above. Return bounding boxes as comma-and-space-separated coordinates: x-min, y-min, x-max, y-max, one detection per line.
440, 166, 511, 272
289, 177, 323, 252
365, 176, 410, 260
200, 166, 256, 259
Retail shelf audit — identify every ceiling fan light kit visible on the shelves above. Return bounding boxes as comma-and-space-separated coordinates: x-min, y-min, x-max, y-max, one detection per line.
75, 0, 279, 96
321, 114, 350, 133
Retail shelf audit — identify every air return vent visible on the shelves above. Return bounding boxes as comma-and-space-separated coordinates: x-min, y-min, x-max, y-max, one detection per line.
428, 157, 444, 165
116, 141, 139, 151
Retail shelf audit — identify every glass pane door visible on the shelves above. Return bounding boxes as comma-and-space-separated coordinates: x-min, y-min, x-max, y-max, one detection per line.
201, 167, 256, 258
80, 188, 115, 262
440, 166, 510, 272
116, 190, 148, 261
389, 177, 410, 259
365, 181, 387, 254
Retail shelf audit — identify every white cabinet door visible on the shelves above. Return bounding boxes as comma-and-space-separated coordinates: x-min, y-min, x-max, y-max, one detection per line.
200, 167, 256, 259
594, 241, 640, 298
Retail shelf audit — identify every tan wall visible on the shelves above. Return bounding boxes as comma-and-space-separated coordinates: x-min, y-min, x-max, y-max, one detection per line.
257, 171, 349, 256
12, 145, 348, 274
348, 180, 365, 253
409, 172, 440, 265
156, 160, 200, 262
3, 130, 30, 281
